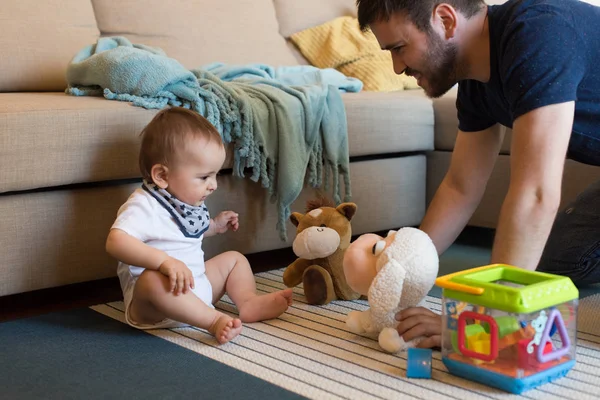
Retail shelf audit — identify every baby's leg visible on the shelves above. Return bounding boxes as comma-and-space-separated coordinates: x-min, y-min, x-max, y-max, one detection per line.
205, 251, 293, 323
129, 270, 241, 343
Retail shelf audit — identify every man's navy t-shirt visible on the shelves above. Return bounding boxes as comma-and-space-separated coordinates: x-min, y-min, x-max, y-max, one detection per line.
457, 0, 600, 166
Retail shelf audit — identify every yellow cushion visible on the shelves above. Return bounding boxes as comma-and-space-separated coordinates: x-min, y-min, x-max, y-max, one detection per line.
290, 16, 419, 92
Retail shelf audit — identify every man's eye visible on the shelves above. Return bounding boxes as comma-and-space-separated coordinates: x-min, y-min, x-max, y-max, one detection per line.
392, 46, 403, 53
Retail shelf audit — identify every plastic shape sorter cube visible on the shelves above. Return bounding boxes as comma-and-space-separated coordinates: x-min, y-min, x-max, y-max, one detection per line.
435, 264, 578, 394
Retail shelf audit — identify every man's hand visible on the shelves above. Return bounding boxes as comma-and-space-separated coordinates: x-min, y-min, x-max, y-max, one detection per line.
158, 257, 195, 295
396, 307, 442, 349
210, 211, 239, 235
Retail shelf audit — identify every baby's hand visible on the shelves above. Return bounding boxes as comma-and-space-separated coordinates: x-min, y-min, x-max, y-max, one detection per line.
212, 211, 239, 234
158, 257, 195, 296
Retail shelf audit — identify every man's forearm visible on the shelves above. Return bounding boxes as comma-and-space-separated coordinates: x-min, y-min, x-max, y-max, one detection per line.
420, 178, 482, 255
491, 190, 559, 270
495, 101, 573, 270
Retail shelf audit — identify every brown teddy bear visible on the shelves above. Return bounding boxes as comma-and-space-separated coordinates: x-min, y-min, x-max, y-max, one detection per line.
282, 197, 361, 305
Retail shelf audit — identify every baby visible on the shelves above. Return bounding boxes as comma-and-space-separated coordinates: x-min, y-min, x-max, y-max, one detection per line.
106, 107, 293, 343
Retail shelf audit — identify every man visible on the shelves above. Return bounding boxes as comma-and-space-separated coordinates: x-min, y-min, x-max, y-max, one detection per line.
356, 0, 600, 349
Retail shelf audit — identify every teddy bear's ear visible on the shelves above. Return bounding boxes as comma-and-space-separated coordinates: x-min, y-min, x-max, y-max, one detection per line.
290, 212, 304, 227
336, 202, 357, 221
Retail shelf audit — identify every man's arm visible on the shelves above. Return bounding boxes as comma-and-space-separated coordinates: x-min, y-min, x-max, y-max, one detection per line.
490, 102, 573, 270
420, 125, 504, 254
396, 125, 503, 349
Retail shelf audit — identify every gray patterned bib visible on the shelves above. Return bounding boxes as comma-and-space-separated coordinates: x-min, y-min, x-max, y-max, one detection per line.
142, 180, 210, 238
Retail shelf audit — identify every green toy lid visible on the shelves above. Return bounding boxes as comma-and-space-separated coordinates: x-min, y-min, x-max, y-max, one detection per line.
435, 264, 579, 313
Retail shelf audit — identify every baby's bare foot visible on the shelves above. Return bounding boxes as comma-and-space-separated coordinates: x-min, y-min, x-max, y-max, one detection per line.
209, 314, 242, 344
238, 289, 293, 323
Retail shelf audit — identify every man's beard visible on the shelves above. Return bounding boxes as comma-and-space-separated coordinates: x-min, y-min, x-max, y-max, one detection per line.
408, 32, 459, 99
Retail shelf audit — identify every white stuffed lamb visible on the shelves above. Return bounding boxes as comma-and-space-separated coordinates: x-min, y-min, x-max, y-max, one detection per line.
342, 227, 439, 352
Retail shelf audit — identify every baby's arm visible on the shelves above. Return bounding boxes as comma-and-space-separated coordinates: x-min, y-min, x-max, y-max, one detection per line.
106, 229, 194, 294
106, 228, 168, 271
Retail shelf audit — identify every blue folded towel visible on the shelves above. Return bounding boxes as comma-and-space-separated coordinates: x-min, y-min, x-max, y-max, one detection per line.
66, 37, 362, 241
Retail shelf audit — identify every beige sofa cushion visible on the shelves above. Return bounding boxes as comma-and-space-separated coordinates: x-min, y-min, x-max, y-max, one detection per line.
275, 0, 358, 66
92, 0, 298, 69
274, 0, 357, 37
0, 91, 433, 193
344, 90, 433, 157
0, 0, 99, 92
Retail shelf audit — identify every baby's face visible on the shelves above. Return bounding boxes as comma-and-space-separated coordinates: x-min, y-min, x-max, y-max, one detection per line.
166, 137, 226, 206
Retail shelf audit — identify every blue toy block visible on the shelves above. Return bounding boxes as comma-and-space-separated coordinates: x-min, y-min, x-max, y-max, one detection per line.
447, 317, 458, 330
406, 348, 432, 379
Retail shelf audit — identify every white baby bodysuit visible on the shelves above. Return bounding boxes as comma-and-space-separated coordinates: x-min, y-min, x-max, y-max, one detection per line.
111, 188, 214, 310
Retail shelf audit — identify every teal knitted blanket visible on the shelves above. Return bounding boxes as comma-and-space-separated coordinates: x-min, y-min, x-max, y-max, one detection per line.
65, 37, 362, 241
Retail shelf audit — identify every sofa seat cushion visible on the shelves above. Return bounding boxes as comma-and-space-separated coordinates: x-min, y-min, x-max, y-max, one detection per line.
343, 90, 433, 157
0, 91, 433, 193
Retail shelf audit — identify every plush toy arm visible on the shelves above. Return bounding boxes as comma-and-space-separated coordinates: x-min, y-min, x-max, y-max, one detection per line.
368, 259, 412, 353
369, 258, 406, 331
283, 258, 313, 288
347, 309, 374, 335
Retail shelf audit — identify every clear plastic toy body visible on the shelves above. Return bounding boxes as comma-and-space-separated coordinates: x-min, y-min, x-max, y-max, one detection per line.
436, 264, 578, 394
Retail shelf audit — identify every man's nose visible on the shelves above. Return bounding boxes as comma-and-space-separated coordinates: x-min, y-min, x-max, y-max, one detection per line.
392, 54, 406, 75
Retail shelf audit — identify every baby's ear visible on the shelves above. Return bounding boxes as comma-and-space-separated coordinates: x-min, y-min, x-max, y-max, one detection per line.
336, 202, 357, 221
151, 164, 169, 189
290, 212, 304, 227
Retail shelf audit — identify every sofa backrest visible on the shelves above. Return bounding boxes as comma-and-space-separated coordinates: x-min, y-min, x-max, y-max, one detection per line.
0, 0, 304, 93
274, 0, 357, 38
0, 0, 100, 92
1, 0, 358, 93
3, 0, 600, 93
91, 0, 298, 71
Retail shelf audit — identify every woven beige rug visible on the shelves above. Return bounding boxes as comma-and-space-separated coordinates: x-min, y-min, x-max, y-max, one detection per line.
92, 269, 600, 400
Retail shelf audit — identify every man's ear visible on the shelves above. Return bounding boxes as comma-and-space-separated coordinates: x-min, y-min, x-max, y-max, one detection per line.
432, 3, 458, 39
290, 212, 304, 227
336, 203, 357, 221
151, 164, 169, 189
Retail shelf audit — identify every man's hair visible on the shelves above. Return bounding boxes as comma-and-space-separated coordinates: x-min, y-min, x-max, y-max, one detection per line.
356, 0, 485, 32
138, 107, 223, 181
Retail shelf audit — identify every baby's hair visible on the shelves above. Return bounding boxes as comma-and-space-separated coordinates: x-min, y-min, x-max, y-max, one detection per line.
138, 107, 223, 181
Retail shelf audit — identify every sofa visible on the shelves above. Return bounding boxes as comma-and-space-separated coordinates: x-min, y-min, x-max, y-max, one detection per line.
1, 0, 599, 297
